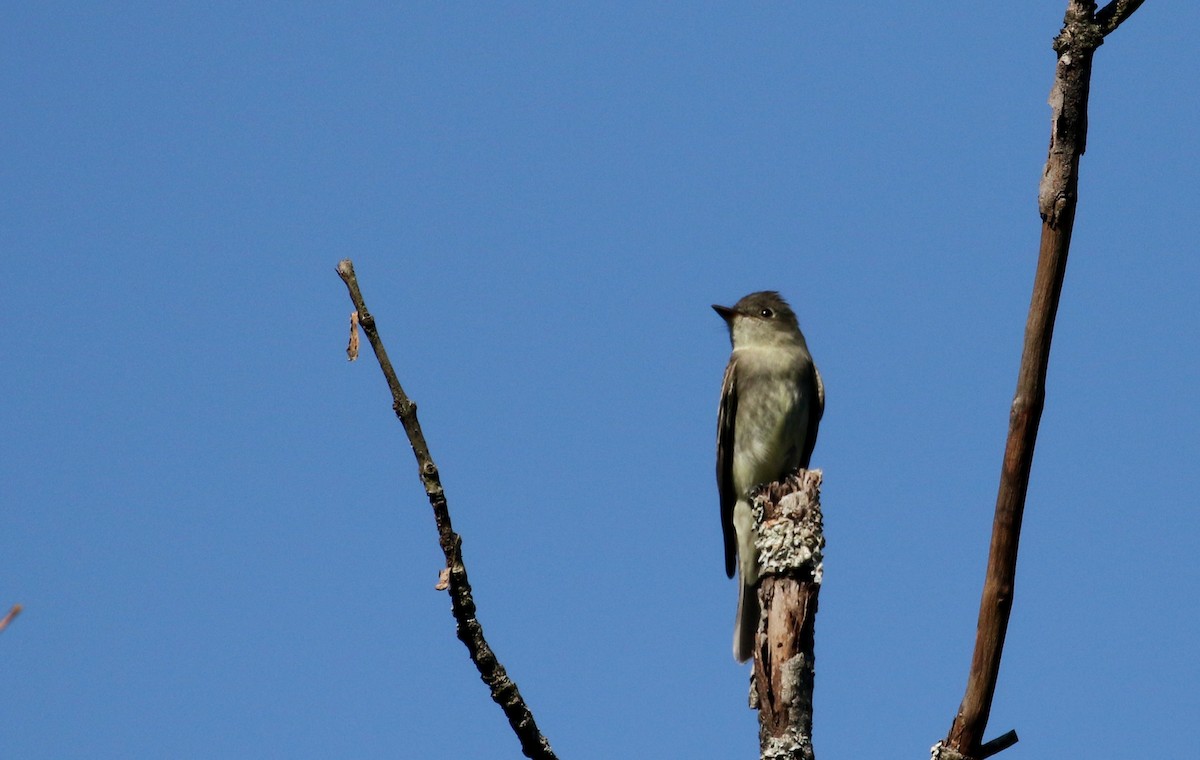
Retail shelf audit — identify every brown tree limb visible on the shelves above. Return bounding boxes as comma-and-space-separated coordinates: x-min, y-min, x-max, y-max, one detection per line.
0, 604, 21, 633
937, 2, 1146, 758
750, 470, 823, 760
336, 260, 557, 760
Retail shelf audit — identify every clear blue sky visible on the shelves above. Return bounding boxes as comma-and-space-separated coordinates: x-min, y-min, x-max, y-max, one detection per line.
3, 4, 1197, 758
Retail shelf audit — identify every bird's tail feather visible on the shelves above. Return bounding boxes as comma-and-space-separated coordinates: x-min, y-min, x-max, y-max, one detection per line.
733, 580, 759, 663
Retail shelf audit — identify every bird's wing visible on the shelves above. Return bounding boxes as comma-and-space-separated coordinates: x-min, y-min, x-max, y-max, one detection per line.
799, 362, 824, 469
716, 356, 739, 579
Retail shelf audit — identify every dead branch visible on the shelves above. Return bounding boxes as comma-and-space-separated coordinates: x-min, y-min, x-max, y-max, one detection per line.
936, 2, 1147, 758
336, 260, 557, 760
750, 470, 823, 760
0, 604, 21, 634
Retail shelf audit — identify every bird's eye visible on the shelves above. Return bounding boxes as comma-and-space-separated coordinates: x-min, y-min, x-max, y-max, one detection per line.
760, 308, 775, 318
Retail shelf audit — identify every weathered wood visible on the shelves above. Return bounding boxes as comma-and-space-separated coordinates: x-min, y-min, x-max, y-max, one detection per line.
750, 470, 823, 760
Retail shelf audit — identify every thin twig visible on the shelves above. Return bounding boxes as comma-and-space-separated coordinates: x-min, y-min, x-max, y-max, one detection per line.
939, 2, 1145, 757
336, 260, 557, 760
0, 604, 21, 633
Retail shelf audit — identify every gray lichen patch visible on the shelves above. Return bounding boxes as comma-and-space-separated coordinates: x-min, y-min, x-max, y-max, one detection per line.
751, 469, 824, 580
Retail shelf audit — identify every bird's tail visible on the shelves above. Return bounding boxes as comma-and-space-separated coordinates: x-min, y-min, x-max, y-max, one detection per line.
733, 579, 759, 663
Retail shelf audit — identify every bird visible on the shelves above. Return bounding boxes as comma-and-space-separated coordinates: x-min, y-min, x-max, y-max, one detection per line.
714, 291, 824, 663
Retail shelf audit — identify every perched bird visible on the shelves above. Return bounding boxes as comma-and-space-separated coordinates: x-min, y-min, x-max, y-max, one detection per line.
714, 291, 824, 663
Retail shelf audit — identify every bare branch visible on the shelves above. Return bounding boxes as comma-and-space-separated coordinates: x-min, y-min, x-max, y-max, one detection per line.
0, 604, 21, 633
940, 0, 1148, 754
978, 730, 1020, 759
1097, 0, 1147, 36
336, 260, 557, 760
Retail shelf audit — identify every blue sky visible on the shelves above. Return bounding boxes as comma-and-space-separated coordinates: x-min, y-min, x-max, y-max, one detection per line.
3, 3, 1197, 758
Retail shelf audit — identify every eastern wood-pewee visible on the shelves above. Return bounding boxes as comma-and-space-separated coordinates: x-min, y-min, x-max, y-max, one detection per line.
714, 291, 824, 663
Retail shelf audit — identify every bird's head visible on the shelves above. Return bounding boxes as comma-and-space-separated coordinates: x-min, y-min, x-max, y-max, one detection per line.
712, 291, 804, 349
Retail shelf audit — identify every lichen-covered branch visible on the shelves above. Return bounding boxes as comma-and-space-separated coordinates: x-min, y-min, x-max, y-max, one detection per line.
1096, 0, 1146, 35
336, 260, 557, 760
750, 469, 823, 760
937, 2, 1146, 758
